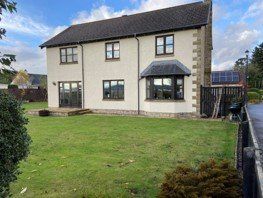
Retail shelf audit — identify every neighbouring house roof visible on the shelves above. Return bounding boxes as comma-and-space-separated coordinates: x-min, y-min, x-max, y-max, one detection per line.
11, 73, 47, 87
211, 71, 243, 85
40, 1, 211, 48
28, 74, 47, 86
141, 59, 191, 77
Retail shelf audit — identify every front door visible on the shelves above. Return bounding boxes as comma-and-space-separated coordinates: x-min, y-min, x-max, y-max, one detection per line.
59, 81, 82, 108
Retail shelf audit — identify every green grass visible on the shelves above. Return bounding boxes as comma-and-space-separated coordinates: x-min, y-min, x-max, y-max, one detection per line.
23, 102, 48, 111
11, 102, 237, 197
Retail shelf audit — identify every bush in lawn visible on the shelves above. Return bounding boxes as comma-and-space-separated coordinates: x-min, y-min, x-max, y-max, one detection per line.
248, 91, 261, 103
0, 92, 31, 196
159, 160, 242, 198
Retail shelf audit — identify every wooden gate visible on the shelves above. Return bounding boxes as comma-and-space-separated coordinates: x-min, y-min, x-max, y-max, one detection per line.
200, 86, 245, 117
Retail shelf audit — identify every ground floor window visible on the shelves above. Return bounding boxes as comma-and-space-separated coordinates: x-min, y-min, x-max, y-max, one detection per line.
103, 80, 124, 99
59, 81, 82, 107
146, 76, 184, 100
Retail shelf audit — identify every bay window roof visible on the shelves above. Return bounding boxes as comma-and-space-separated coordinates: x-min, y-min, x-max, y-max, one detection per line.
141, 59, 191, 77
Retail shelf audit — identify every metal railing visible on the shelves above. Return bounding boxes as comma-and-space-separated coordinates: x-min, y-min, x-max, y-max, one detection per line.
237, 106, 263, 197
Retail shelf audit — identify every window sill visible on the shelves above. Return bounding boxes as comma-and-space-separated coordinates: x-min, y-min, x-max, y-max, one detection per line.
103, 99, 124, 101
105, 58, 120, 62
145, 99, 185, 103
60, 62, 78, 65
155, 54, 174, 58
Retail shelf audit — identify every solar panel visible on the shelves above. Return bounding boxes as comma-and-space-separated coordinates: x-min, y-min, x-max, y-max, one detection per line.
212, 71, 240, 84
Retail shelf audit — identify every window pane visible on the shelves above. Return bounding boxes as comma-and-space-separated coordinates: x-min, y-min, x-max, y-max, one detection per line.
104, 81, 110, 98
63, 83, 70, 105
111, 81, 118, 98
61, 55, 66, 63
176, 78, 183, 99
106, 44, 112, 51
154, 78, 162, 99
66, 48, 73, 56
166, 45, 173, 53
146, 78, 151, 99
157, 46, 164, 54
61, 49, 66, 55
177, 78, 183, 85
114, 43, 119, 50
163, 78, 172, 99
114, 50, 119, 58
107, 51, 113, 59
73, 47, 77, 54
157, 37, 164, 46
166, 36, 173, 45
67, 55, 73, 62
73, 54, 78, 62
118, 81, 124, 99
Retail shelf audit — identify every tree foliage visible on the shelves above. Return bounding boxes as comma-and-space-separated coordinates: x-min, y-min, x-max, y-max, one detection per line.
159, 160, 242, 198
233, 42, 263, 85
0, 92, 31, 196
0, 0, 17, 69
251, 42, 263, 77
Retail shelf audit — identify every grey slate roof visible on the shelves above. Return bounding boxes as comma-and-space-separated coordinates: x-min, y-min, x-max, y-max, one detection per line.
141, 59, 191, 77
40, 1, 211, 48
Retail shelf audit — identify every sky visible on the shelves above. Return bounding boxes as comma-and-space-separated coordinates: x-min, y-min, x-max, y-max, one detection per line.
0, 0, 262, 74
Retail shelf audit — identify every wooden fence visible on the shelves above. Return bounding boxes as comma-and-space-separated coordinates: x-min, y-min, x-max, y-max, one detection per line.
0, 88, 47, 102
200, 86, 245, 117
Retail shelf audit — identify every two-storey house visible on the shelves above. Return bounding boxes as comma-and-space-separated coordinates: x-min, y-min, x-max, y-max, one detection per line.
40, 0, 212, 117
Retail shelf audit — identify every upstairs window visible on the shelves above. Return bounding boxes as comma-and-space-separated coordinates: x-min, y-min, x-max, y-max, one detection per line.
60, 47, 78, 63
106, 42, 120, 60
156, 35, 174, 56
146, 76, 184, 100
103, 80, 124, 99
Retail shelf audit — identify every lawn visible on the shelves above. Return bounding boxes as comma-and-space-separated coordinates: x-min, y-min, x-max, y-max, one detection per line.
11, 102, 237, 197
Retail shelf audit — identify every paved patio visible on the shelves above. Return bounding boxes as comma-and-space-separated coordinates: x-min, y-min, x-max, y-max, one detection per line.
27, 107, 92, 116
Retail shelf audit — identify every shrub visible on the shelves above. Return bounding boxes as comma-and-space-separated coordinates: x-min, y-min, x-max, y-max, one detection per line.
259, 90, 263, 96
159, 160, 242, 198
247, 92, 261, 103
248, 88, 260, 93
7, 84, 18, 89
0, 92, 31, 196
39, 109, 50, 116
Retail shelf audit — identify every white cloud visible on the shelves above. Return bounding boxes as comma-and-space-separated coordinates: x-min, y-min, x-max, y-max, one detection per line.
1, 13, 51, 37
243, 0, 263, 19
0, 39, 46, 74
213, 23, 261, 71
72, 0, 195, 24
0, 13, 68, 74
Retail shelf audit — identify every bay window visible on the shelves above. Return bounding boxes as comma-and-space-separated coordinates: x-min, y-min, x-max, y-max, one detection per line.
146, 76, 184, 100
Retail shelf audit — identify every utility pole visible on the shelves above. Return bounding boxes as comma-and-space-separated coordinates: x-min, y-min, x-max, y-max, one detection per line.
245, 50, 249, 104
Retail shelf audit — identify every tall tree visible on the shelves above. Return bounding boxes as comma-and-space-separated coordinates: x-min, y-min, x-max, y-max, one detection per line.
233, 58, 247, 73
251, 42, 263, 76
0, 0, 17, 69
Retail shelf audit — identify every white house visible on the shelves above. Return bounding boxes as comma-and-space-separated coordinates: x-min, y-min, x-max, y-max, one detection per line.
40, 1, 212, 117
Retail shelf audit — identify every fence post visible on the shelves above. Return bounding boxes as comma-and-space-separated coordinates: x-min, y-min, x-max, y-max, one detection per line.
242, 121, 249, 148
243, 147, 255, 198
200, 85, 203, 115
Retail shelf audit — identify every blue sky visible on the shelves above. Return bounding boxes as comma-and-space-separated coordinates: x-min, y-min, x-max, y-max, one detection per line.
0, 0, 262, 74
